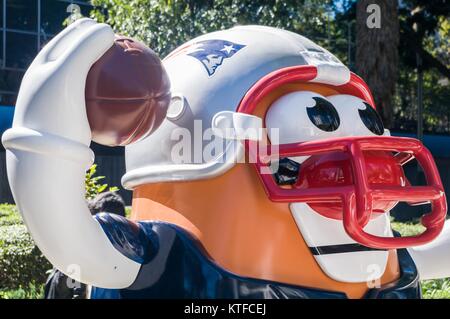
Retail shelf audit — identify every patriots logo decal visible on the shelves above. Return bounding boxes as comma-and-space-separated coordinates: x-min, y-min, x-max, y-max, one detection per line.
167, 40, 245, 76
188, 40, 246, 76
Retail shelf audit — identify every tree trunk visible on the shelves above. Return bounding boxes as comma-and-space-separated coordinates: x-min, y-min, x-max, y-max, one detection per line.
356, 0, 399, 128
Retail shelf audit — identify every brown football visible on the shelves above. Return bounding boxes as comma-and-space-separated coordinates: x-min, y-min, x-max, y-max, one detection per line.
85, 36, 170, 146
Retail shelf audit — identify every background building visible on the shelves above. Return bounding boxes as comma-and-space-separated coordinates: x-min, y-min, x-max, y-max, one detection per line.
0, 0, 93, 105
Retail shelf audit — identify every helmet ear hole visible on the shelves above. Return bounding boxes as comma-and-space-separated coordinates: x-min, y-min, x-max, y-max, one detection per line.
166, 94, 188, 121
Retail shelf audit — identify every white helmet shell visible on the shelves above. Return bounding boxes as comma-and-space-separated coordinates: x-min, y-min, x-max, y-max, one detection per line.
122, 25, 350, 189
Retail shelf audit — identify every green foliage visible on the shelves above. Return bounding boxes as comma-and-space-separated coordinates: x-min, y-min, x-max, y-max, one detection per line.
0, 204, 23, 226
422, 278, 450, 299
332, 1, 450, 133
394, 61, 450, 134
125, 206, 132, 218
0, 282, 44, 299
91, 0, 334, 57
0, 204, 51, 291
391, 221, 425, 237
85, 164, 119, 200
393, 1, 449, 133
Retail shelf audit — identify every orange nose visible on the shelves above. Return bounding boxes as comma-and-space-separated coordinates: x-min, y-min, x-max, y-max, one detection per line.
295, 150, 407, 220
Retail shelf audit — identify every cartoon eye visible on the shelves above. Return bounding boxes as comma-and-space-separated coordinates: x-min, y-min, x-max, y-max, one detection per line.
306, 97, 340, 132
358, 102, 384, 136
327, 94, 385, 137
265, 91, 343, 153
266, 91, 343, 165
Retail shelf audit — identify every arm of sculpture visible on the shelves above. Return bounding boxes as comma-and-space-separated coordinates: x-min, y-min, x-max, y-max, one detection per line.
1, 18, 166, 289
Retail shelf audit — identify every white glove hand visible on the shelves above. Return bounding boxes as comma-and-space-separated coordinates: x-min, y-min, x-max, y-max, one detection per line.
13, 18, 114, 145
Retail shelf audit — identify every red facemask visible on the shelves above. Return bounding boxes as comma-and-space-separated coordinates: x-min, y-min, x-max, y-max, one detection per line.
237, 65, 447, 249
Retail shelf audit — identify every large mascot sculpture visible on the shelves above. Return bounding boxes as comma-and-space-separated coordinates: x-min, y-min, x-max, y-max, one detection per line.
2, 19, 449, 299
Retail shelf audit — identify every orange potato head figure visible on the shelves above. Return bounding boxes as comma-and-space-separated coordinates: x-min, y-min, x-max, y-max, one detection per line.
2, 19, 449, 299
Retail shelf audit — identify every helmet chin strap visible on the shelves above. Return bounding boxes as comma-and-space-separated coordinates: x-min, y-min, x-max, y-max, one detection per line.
122, 137, 245, 189
122, 111, 263, 189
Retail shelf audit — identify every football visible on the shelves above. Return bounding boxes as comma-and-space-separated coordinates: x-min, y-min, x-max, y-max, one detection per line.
85, 36, 170, 146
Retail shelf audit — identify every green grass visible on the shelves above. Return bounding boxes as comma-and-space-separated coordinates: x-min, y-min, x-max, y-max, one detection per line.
0, 283, 44, 299
0, 204, 23, 226
391, 221, 425, 237
125, 206, 132, 218
0, 204, 51, 298
421, 279, 450, 299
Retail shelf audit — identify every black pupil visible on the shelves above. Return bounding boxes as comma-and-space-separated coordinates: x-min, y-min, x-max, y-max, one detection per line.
358, 102, 384, 135
306, 97, 340, 132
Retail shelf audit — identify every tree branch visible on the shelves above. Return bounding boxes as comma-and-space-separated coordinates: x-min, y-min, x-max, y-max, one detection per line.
401, 27, 450, 78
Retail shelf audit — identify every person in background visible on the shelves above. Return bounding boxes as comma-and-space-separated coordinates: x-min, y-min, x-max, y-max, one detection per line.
43, 191, 126, 299
87, 191, 126, 217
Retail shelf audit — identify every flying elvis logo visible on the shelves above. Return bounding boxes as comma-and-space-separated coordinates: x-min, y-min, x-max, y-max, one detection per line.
166, 40, 245, 76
